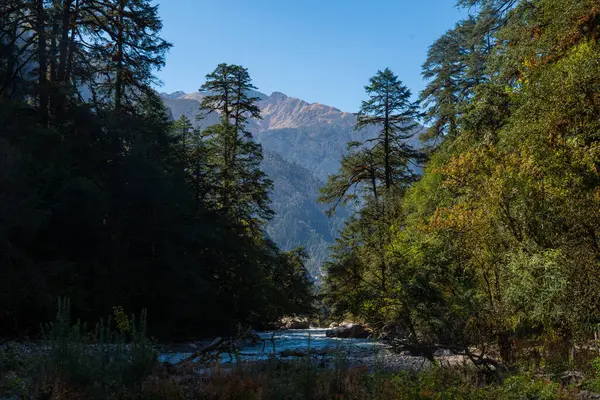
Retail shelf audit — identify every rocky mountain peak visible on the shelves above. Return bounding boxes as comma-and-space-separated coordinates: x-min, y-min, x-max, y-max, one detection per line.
160, 89, 423, 277
161, 90, 186, 99
269, 91, 288, 101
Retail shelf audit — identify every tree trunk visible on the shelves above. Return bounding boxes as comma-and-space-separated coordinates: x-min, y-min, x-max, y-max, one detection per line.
63, 0, 78, 85
3, 15, 18, 96
114, 0, 125, 112
221, 80, 232, 217
49, 1, 59, 83
57, 0, 72, 82
370, 163, 378, 203
384, 90, 391, 189
195, 149, 201, 212
35, 0, 48, 124
498, 331, 513, 364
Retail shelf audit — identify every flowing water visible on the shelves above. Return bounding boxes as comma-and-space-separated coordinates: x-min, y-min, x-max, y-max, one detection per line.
159, 328, 389, 365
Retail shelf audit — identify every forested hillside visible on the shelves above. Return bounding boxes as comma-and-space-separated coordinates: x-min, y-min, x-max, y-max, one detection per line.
261, 150, 348, 277
323, 0, 600, 368
3, 0, 600, 398
162, 90, 421, 276
0, 1, 313, 339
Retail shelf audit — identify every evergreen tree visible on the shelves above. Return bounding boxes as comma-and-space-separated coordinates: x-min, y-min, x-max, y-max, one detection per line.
355, 68, 423, 191
320, 69, 423, 328
199, 63, 273, 226
420, 18, 489, 143
320, 68, 423, 215
86, 0, 172, 113
0, 5, 314, 338
170, 115, 207, 208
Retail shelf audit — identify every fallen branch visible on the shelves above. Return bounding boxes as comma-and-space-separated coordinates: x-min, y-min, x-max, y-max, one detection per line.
181, 337, 224, 364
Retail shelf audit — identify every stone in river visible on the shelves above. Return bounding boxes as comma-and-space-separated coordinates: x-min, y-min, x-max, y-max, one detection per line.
326, 324, 370, 339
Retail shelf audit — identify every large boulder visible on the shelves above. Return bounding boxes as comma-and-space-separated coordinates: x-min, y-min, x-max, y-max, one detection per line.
287, 320, 310, 329
326, 323, 370, 339
279, 316, 310, 330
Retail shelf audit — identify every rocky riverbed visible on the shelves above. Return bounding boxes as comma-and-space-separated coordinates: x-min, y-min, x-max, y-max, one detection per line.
1, 328, 466, 374
157, 328, 466, 372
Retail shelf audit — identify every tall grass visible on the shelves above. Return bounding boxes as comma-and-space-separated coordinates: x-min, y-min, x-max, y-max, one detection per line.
140, 358, 579, 400
0, 304, 595, 399
37, 298, 157, 399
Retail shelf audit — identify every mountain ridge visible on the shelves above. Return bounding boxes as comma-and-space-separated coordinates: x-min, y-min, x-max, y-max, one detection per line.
161, 90, 423, 277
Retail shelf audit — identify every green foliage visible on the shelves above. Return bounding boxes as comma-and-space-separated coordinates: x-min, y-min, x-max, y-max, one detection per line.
0, 5, 314, 340
583, 357, 600, 393
323, 0, 600, 371
198, 63, 274, 226
497, 373, 560, 400
0, 343, 31, 399
39, 299, 157, 398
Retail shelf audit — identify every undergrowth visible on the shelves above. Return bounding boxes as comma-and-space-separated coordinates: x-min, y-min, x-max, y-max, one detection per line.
1, 298, 157, 399
2, 301, 599, 399
140, 361, 579, 400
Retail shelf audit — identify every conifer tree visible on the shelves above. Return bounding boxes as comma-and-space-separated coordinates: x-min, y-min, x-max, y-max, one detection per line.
320, 68, 422, 214
199, 63, 273, 226
356, 68, 423, 191
420, 20, 475, 142
320, 69, 423, 315
0, 1, 313, 339
87, 0, 172, 113
171, 115, 207, 208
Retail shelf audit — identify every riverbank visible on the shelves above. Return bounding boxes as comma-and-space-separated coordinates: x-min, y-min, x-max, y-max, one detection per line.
5, 335, 600, 399
4, 324, 600, 400
157, 328, 445, 372
1, 329, 437, 374
0, 342, 588, 400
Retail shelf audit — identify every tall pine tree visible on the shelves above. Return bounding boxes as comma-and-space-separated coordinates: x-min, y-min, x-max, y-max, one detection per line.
199, 63, 273, 227
320, 68, 423, 213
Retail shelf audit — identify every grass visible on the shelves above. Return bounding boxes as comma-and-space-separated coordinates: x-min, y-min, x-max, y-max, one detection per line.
1, 298, 157, 399
1, 301, 599, 399
2, 344, 585, 399
138, 360, 580, 400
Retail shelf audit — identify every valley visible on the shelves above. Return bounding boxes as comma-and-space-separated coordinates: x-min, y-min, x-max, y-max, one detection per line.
161, 90, 421, 277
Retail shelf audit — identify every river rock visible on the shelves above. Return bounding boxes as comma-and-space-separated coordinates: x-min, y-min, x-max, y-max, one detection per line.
580, 390, 600, 399
280, 349, 307, 357
279, 316, 310, 329
326, 323, 370, 339
288, 320, 310, 329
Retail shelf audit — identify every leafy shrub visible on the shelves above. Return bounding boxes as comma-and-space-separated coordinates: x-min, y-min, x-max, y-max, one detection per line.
496, 372, 560, 400
38, 298, 157, 398
582, 357, 600, 393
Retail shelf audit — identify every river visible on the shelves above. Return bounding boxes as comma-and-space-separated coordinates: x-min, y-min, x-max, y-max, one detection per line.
159, 328, 389, 365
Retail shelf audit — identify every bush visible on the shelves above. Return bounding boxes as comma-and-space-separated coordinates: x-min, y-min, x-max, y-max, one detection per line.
582, 357, 600, 393
495, 372, 561, 400
135, 359, 571, 400
37, 298, 158, 399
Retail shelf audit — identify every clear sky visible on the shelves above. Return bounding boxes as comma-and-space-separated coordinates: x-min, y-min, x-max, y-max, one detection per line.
154, 0, 468, 113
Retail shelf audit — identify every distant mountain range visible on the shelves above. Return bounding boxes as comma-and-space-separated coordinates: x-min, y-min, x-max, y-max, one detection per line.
160, 90, 422, 278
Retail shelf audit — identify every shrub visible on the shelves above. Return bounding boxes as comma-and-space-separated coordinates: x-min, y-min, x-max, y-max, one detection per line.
495, 372, 560, 400
38, 298, 157, 399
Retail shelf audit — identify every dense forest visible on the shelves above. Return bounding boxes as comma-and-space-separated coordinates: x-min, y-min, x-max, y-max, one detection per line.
2, 0, 600, 397
0, 0, 313, 339
323, 0, 600, 367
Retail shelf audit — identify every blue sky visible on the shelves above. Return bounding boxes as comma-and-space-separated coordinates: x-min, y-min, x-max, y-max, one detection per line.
154, 0, 467, 112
